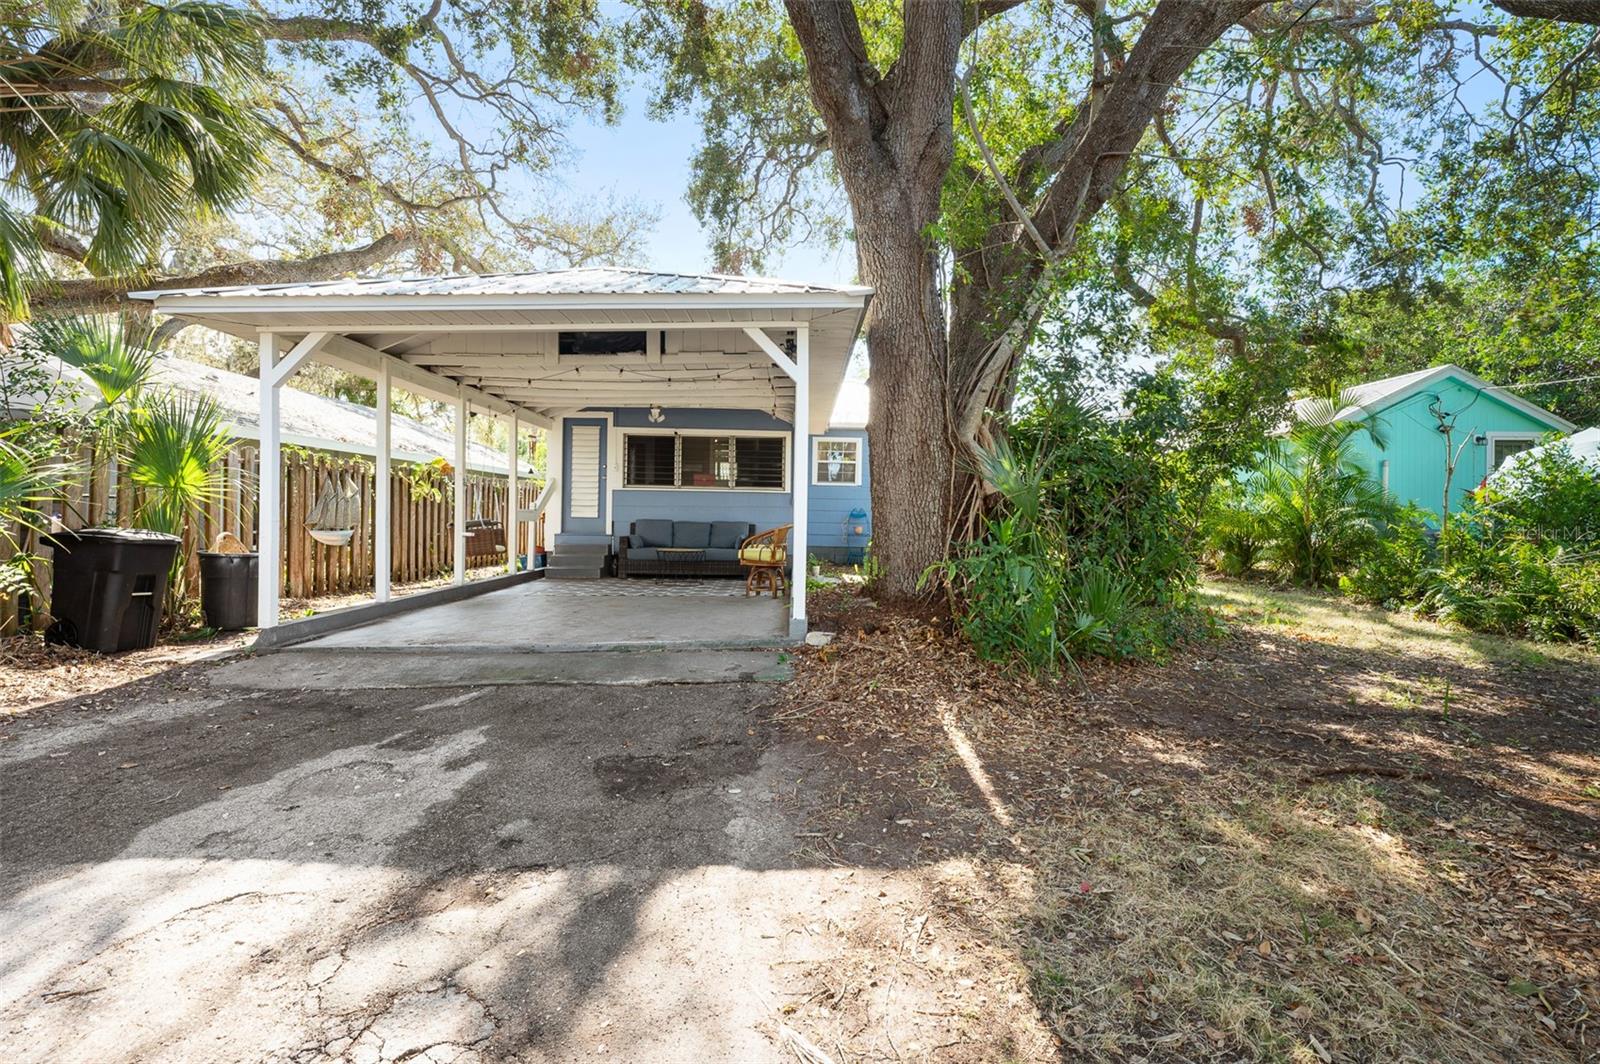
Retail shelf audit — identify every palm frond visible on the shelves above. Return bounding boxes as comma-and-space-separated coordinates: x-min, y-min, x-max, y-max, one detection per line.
27, 314, 157, 406
124, 391, 234, 536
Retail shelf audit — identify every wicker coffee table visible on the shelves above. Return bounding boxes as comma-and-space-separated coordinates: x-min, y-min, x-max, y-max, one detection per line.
655, 547, 707, 578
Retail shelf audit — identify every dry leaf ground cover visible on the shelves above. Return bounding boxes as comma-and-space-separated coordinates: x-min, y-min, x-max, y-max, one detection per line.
773, 578, 1599, 1062
0, 567, 509, 718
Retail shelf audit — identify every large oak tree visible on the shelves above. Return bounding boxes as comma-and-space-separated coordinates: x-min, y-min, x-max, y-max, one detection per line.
649, 0, 1600, 597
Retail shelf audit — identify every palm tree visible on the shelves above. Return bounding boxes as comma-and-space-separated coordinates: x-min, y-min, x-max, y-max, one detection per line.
1, 0, 269, 317
1251, 386, 1393, 587
124, 391, 233, 538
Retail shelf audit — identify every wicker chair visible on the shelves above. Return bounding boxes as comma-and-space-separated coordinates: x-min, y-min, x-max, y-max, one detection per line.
738, 524, 791, 597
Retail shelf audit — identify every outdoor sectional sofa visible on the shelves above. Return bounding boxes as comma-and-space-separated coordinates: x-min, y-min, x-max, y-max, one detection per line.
617, 519, 755, 578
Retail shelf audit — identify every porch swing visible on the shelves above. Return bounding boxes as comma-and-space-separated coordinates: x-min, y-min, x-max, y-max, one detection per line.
305, 471, 361, 547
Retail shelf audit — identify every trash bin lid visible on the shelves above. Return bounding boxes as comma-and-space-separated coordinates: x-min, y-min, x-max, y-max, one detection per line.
58, 527, 182, 544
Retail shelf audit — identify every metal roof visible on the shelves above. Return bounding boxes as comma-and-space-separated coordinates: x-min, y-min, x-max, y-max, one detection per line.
127, 268, 873, 435
129, 266, 873, 301
1293, 363, 1575, 433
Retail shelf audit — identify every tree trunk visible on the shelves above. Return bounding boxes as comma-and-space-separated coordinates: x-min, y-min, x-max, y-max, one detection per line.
857, 221, 953, 599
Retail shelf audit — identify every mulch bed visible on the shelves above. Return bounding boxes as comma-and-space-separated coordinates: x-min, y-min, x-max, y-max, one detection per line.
770, 583, 1600, 1061
0, 630, 249, 718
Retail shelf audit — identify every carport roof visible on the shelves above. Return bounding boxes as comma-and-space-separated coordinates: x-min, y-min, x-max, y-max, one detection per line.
128, 266, 873, 300
129, 267, 873, 434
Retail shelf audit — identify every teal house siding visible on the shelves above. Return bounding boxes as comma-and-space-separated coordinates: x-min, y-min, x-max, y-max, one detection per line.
1324, 367, 1574, 518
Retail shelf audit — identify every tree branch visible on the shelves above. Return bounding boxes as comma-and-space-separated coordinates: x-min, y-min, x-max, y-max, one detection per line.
26, 231, 418, 314
1489, 0, 1600, 25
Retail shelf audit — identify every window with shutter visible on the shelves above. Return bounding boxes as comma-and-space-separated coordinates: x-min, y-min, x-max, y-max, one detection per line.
625, 435, 675, 486
620, 433, 787, 490
735, 437, 786, 489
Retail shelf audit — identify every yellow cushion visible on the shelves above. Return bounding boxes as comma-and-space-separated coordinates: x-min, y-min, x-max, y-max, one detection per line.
740, 545, 786, 564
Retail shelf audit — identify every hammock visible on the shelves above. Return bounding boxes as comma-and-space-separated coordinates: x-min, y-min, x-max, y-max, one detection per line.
305, 472, 361, 547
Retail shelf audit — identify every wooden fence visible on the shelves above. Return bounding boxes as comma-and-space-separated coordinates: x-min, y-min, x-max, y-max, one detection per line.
2, 444, 544, 634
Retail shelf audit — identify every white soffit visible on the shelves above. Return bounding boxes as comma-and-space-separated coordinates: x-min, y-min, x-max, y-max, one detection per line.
129, 267, 873, 435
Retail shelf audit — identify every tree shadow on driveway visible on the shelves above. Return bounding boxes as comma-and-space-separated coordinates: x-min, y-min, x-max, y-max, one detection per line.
0, 669, 1047, 1063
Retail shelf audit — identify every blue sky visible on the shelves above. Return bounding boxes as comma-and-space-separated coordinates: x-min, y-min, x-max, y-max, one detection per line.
558, 84, 857, 286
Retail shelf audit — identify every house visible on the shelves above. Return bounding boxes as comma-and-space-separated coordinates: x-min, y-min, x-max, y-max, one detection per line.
554, 374, 872, 569
1297, 364, 1577, 516
807, 376, 871, 564
130, 267, 875, 637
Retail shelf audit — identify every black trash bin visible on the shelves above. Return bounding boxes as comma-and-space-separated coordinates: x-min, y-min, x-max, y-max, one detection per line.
198, 551, 259, 630
45, 528, 181, 652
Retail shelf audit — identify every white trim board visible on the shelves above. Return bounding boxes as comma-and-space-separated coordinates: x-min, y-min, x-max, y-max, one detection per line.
1485, 431, 1544, 471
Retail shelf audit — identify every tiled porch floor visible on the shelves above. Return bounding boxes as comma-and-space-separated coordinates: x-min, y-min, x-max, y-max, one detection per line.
294, 577, 792, 651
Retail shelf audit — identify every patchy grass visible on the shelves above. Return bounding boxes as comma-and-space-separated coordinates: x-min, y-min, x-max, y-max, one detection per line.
779, 579, 1598, 1062
1198, 579, 1595, 669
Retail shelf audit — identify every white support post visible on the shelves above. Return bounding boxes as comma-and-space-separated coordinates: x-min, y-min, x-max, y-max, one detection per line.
790, 326, 809, 638
257, 332, 281, 630
545, 425, 563, 545
506, 412, 519, 573
454, 385, 468, 585
374, 360, 392, 602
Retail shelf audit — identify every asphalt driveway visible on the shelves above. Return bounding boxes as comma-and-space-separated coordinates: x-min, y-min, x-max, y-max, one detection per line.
0, 654, 1040, 1063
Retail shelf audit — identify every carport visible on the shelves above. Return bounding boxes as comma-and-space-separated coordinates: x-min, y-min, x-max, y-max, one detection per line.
129, 268, 871, 643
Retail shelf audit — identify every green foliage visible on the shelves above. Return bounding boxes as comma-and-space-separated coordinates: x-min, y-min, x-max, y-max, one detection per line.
2, 0, 270, 315
935, 393, 1194, 672
1202, 480, 1268, 579
123, 393, 234, 537
1341, 506, 1436, 607
1478, 443, 1600, 548
0, 426, 82, 595
24, 315, 157, 409
1341, 447, 1600, 645
1427, 529, 1598, 644
1212, 389, 1393, 588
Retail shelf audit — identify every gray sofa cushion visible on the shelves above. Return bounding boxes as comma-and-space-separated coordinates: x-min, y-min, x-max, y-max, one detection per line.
709, 521, 747, 549
703, 548, 738, 562
634, 519, 673, 547
626, 547, 660, 562
673, 521, 712, 548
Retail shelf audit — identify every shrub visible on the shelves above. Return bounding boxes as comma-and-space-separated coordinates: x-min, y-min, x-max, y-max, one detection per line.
1201, 480, 1268, 578
1207, 385, 1393, 588
1428, 523, 1600, 643
1341, 506, 1436, 606
1477, 442, 1600, 548
937, 394, 1194, 671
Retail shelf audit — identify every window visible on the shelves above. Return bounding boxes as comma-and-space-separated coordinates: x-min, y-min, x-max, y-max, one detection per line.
559, 330, 646, 356
1489, 434, 1540, 471
621, 433, 787, 490
681, 436, 733, 487
812, 437, 862, 485
735, 437, 786, 489
624, 435, 675, 486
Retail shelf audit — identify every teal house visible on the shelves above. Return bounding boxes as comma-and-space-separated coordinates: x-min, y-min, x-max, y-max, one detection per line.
1300, 364, 1578, 517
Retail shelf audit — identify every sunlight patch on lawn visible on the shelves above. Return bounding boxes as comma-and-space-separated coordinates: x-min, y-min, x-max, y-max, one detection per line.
1199, 579, 1596, 670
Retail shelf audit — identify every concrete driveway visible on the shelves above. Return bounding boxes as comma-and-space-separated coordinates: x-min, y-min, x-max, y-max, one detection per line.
0, 653, 1039, 1063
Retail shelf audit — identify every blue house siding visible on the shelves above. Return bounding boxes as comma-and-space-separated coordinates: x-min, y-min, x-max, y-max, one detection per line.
807, 427, 871, 563
557, 406, 872, 558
